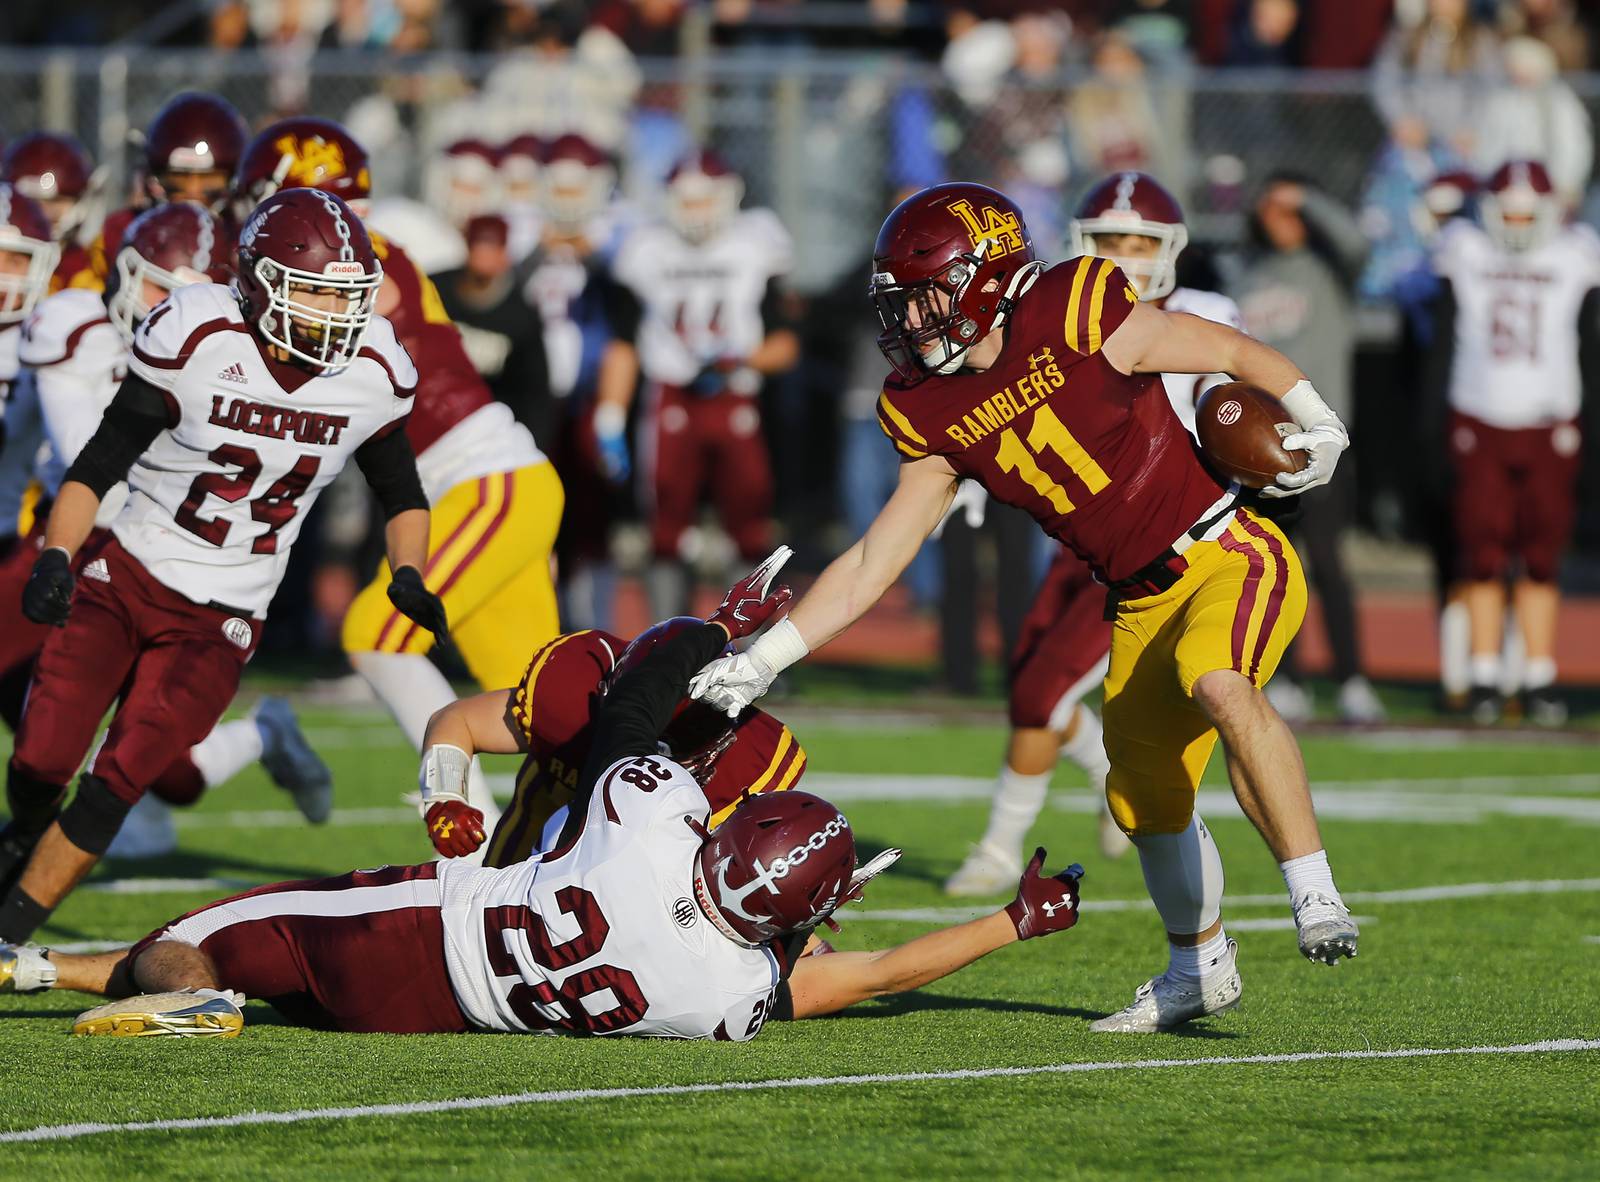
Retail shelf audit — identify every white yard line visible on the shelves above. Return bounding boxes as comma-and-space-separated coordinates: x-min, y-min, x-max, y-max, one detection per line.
2, 1038, 1594, 1145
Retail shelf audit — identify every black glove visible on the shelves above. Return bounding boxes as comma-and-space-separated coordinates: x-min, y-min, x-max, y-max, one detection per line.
22, 547, 75, 627
386, 565, 448, 640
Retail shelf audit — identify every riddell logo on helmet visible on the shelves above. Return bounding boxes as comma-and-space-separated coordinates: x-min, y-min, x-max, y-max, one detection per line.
948, 199, 1025, 260
322, 260, 365, 277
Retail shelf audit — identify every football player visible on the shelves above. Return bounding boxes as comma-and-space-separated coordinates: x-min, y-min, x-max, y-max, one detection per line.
0, 204, 332, 859
691, 183, 1358, 1033
0, 132, 98, 290
0, 188, 445, 945
519, 133, 636, 630
0, 558, 1086, 1038
600, 149, 799, 619
233, 117, 565, 843
417, 612, 808, 866
1425, 159, 1600, 725
71, 91, 249, 292
946, 172, 1245, 894
426, 138, 503, 231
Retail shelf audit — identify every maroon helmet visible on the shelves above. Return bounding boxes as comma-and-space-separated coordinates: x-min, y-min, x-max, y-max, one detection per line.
605, 617, 737, 783
666, 149, 742, 244
0, 183, 60, 325
1070, 171, 1188, 300
143, 91, 250, 212
106, 204, 232, 342
0, 132, 94, 240
869, 182, 1038, 383
1481, 159, 1559, 251
498, 133, 545, 206
235, 188, 382, 372
538, 133, 614, 233
693, 790, 857, 947
233, 117, 373, 221
428, 138, 501, 227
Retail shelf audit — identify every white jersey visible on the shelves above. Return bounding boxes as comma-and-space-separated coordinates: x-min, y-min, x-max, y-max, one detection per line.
612, 208, 793, 386
439, 753, 781, 1041
0, 323, 39, 535
1160, 286, 1243, 437
1433, 219, 1600, 428
20, 289, 129, 527
123, 283, 417, 615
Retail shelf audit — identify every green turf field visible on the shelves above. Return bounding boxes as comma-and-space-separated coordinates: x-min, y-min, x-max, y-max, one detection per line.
2, 688, 1599, 1180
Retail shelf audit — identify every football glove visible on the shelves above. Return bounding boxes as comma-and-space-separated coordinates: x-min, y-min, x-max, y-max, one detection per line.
593, 403, 630, 483
707, 545, 794, 641
1260, 380, 1349, 499
930, 479, 987, 539
386, 566, 449, 640
1004, 848, 1085, 940
22, 547, 75, 627
425, 798, 486, 858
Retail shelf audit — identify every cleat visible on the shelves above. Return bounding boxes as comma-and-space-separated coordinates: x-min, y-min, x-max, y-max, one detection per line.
254, 697, 333, 823
0, 943, 57, 993
1467, 686, 1501, 726
106, 793, 178, 860
1098, 805, 1132, 860
943, 842, 1021, 897
1337, 676, 1386, 725
73, 990, 244, 1038
1265, 678, 1312, 724
1524, 687, 1568, 729
1295, 891, 1359, 964
1090, 939, 1241, 1033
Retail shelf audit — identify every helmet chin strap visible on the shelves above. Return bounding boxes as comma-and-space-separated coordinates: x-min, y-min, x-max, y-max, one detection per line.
992, 260, 1045, 333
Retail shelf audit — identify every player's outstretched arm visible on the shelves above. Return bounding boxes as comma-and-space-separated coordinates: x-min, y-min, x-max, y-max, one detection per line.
783, 850, 1084, 1020
417, 689, 525, 857
689, 458, 958, 717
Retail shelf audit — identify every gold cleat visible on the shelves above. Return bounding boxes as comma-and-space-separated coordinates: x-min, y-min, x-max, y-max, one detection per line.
0, 942, 57, 993
73, 991, 244, 1038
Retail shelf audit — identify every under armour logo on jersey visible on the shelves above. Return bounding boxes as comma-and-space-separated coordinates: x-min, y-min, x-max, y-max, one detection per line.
1041, 895, 1076, 917
218, 361, 247, 384
1027, 347, 1054, 370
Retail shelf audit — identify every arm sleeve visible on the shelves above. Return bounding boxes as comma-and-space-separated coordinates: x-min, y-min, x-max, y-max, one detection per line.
760, 278, 797, 334
352, 420, 429, 519
602, 273, 643, 344
62, 373, 174, 497
573, 623, 730, 805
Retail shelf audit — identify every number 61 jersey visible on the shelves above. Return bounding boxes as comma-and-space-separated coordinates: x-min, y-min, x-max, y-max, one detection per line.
124, 282, 416, 615
437, 754, 785, 1041
876, 257, 1229, 584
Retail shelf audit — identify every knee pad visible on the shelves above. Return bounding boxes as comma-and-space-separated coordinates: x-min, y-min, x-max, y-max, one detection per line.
1131, 813, 1225, 936
5, 760, 67, 838
57, 774, 135, 857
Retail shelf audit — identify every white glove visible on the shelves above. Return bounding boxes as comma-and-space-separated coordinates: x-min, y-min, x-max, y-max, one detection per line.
688, 616, 810, 718
930, 479, 988, 538
1260, 380, 1350, 499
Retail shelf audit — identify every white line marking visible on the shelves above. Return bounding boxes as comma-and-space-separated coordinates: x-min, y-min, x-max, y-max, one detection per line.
80, 878, 252, 896
173, 807, 418, 831
3, 1039, 1594, 1145
849, 878, 1600, 923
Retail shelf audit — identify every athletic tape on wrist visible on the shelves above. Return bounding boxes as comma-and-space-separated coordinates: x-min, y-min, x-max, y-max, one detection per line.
747, 617, 809, 675
419, 744, 471, 804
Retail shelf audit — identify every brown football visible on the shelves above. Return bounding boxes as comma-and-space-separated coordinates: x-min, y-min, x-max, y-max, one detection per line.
1194, 382, 1307, 489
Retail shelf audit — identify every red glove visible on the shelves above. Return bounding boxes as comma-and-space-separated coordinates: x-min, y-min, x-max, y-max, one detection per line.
426, 799, 486, 858
707, 546, 794, 641
1004, 848, 1084, 940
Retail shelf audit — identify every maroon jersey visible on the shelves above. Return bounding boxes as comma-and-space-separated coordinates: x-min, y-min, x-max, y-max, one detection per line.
370, 233, 493, 455
489, 629, 807, 866
50, 243, 92, 293
876, 256, 1228, 582
71, 205, 143, 291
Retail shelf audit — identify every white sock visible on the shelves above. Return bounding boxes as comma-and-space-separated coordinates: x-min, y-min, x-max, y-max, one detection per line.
1279, 849, 1341, 909
1168, 929, 1231, 984
1132, 814, 1225, 934
1500, 611, 1524, 696
1058, 707, 1110, 789
1524, 657, 1556, 690
349, 651, 503, 838
978, 766, 1050, 860
189, 719, 266, 788
1469, 654, 1501, 689
1439, 601, 1470, 697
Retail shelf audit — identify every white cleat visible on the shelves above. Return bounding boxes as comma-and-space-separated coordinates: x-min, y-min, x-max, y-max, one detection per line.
1089, 939, 1242, 1033
0, 943, 57, 993
106, 793, 178, 860
1266, 678, 1312, 724
1295, 891, 1360, 964
1337, 676, 1387, 725
943, 842, 1021, 897
73, 989, 245, 1038
1098, 805, 1132, 859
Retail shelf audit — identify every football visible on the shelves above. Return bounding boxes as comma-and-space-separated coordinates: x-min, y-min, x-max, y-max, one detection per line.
1194, 381, 1307, 489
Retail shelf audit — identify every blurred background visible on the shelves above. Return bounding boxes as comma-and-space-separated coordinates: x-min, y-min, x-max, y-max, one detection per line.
7, 0, 1600, 723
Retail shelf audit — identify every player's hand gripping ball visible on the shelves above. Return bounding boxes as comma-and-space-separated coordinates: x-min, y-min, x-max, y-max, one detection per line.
1004, 848, 1085, 940
425, 799, 485, 858
1195, 382, 1308, 490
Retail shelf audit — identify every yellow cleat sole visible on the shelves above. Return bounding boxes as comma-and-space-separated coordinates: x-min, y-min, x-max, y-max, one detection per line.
72, 993, 243, 1038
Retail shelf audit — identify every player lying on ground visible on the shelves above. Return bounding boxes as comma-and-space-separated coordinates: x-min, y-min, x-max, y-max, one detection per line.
691, 183, 1358, 1034
0, 555, 1085, 1037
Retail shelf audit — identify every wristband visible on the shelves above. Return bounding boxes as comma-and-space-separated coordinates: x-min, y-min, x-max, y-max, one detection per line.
745, 616, 809, 676
593, 403, 626, 438
419, 744, 471, 804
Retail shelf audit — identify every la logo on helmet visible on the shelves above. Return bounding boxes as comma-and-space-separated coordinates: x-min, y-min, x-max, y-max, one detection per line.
274, 133, 348, 185
948, 199, 1025, 260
